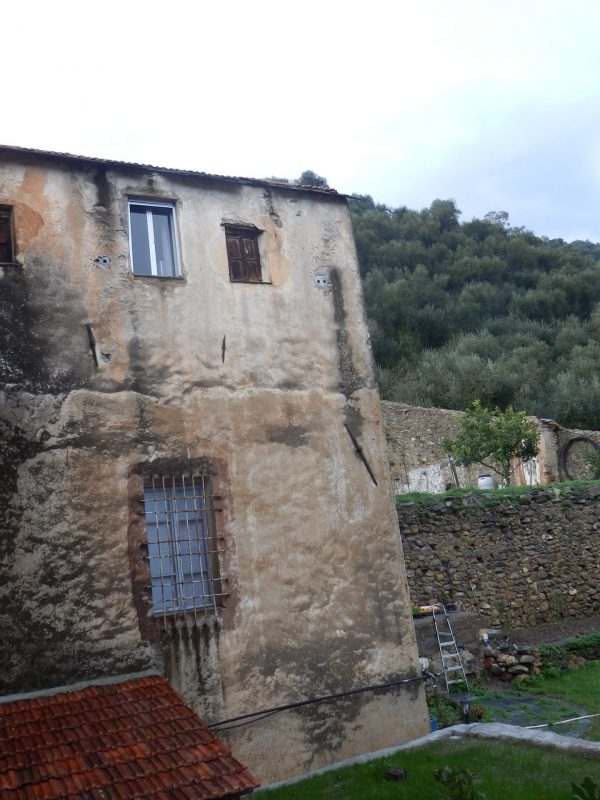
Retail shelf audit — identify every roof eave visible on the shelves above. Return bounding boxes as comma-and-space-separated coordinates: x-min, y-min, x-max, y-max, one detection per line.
0, 144, 345, 199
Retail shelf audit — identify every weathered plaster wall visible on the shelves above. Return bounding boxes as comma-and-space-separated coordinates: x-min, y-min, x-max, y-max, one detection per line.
0, 152, 428, 782
398, 485, 600, 627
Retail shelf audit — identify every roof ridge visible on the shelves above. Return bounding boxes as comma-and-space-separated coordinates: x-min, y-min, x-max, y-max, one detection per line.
0, 671, 163, 706
0, 143, 342, 197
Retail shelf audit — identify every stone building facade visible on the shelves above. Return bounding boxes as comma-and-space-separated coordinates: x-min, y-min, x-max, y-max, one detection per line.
382, 400, 599, 495
0, 146, 428, 783
382, 401, 480, 494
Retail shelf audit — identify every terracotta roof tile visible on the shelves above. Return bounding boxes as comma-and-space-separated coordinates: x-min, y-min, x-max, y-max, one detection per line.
0, 144, 342, 198
0, 675, 259, 798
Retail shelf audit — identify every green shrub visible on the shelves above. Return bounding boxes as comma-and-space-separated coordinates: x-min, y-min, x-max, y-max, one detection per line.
395, 480, 600, 509
434, 766, 487, 800
427, 695, 461, 728
566, 634, 600, 659
538, 634, 600, 672
572, 777, 600, 800
582, 451, 600, 480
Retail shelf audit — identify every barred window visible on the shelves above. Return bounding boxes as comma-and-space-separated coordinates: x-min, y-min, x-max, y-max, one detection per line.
143, 474, 223, 616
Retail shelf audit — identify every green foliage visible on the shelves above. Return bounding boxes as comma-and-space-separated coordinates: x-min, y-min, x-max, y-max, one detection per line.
350, 197, 600, 427
297, 169, 328, 187
572, 777, 600, 800
442, 400, 539, 485
566, 634, 600, 658
395, 480, 600, 509
538, 634, 600, 667
433, 766, 487, 800
468, 703, 487, 722
427, 695, 461, 727
548, 590, 566, 621
583, 449, 600, 479
493, 599, 514, 631
271, 170, 330, 188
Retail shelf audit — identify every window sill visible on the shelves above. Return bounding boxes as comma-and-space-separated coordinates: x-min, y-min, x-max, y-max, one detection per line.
132, 274, 185, 281
230, 279, 273, 285
151, 601, 226, 618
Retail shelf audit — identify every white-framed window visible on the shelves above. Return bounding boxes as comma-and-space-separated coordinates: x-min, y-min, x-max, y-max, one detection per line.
128, 200, 181, 278
143, 473, 223, 615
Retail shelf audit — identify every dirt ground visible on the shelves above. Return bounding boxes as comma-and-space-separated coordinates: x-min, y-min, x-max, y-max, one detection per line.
509, 614, 600, 647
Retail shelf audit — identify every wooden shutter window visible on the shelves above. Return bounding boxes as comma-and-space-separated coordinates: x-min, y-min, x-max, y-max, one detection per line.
0, 206, 14, 264
225, 227, 262, 282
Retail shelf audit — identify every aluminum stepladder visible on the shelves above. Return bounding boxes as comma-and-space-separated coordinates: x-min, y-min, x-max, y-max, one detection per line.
433, 604, 469, 692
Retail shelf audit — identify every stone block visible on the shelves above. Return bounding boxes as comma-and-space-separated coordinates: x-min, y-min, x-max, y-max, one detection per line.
508, 665, 530, 675
497, 654, 517, 666
518, 655, 535, 665
516, 645, 532, 655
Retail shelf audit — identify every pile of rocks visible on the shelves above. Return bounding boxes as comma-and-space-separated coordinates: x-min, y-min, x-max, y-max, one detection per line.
484, 643, 541, 682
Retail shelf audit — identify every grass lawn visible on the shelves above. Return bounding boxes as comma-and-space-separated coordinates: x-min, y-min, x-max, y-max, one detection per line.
259, 738, 600, 799
469, 686, 589, 734
520, 660, 600, 740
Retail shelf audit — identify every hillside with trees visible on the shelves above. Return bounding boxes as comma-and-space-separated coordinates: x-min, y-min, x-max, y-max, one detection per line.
348, 195, 600, 429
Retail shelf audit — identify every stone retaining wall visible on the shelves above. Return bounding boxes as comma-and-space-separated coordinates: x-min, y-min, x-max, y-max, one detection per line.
398, 485, 600, 628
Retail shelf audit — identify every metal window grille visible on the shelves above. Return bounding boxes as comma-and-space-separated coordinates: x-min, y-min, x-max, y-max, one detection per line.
143, 474, 225, 621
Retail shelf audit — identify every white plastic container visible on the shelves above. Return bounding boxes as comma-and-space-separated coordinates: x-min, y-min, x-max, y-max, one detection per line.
477, 475, 496, 490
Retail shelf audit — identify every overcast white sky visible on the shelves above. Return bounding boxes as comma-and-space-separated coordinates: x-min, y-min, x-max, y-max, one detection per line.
4, 1, 600, 241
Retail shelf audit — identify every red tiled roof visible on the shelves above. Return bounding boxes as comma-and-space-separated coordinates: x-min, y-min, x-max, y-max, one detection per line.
0, 674, 259, 799
0, 144, 341, 198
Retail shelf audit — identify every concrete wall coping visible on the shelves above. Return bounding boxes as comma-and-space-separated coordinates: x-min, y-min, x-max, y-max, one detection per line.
0, 670, 162, 705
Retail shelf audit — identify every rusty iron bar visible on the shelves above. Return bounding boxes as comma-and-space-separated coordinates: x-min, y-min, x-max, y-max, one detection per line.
85, 323, 98, 367
344, 423, 378, 486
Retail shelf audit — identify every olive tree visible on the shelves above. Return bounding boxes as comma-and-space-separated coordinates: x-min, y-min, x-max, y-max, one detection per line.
442, 400, 539, 486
